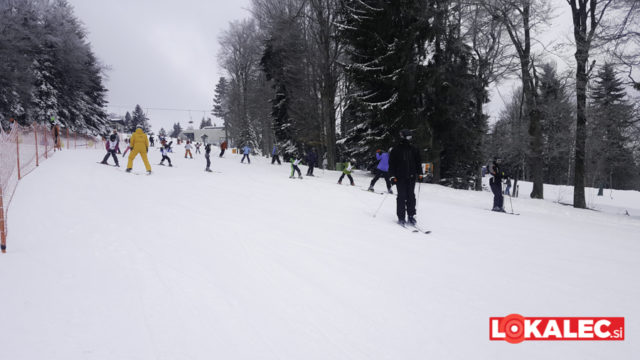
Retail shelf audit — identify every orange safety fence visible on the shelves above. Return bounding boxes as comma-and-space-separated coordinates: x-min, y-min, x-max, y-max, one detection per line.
0, 123, 102, 253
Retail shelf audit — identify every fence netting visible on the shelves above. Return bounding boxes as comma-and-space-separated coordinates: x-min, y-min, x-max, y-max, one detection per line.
0, 123, 101, 253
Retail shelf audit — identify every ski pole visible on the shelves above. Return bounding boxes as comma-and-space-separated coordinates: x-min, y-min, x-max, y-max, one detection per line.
508, 193, 515, 214
372, 193, 390, 218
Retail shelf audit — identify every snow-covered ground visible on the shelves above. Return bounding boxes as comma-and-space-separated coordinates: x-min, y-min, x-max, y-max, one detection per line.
1, 144, 638, 360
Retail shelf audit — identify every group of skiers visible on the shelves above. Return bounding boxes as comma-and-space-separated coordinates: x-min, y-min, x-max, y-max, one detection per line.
272, 129, 424, 226
101, 126, 509, 224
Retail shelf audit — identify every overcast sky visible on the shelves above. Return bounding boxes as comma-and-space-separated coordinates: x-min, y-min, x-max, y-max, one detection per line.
68, 0, 252, 133
70, 1, 581, 133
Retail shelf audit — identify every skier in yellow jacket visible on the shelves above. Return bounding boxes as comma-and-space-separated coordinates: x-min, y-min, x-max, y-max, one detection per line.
126, 125, 152, 174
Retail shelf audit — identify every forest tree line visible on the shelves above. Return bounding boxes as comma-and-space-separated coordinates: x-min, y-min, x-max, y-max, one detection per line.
214, 0, 640, 204
0, 0, 109, 134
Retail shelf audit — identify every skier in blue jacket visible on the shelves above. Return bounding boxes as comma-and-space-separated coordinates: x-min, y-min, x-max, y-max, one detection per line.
271, 144, 281, 165
241, 145, 251, 164
368, 149, 393, 193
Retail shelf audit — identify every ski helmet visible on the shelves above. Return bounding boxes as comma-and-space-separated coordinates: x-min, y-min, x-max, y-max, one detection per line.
399, 129, 412, 140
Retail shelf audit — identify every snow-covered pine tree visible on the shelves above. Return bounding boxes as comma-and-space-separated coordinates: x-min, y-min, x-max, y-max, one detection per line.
339, 0, 433, 166
423, 1, 484, 185
30, 57, 59, 124
131, 105, 151, 133
0, 0, 108, 133
260, 18, 307, 160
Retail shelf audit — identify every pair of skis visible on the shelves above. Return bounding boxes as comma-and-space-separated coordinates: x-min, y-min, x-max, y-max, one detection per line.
398, 221, 431, 234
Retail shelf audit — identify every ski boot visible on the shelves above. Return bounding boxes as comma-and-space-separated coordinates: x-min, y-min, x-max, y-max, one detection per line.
408, 216, 417, 226
368, 186, 375, 192
125, 168, 132, 173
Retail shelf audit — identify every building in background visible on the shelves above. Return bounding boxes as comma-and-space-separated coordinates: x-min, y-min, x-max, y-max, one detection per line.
192, 126, 228, 145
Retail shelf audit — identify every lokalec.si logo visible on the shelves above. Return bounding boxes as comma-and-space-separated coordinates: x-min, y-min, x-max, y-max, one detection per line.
490, 314, 625, 344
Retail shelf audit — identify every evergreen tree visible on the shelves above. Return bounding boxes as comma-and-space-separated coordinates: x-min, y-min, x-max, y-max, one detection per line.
170, 123, 183, 138
199, 117, 213, 129
0, 0, 109, 132
423, 1, 484, 183
30, 57, 59, 122
130, 105, 150, 132
538, 63, 574, 185
212, 77, 231, 141
587, 64, 638, 190
124, 112, 132, 132
261, 18, 307, 158
339, 0, 433, 165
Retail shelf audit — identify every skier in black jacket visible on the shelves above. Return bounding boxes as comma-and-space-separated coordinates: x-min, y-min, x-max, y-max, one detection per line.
488, 158, 508, 212
389, 129, 423, 225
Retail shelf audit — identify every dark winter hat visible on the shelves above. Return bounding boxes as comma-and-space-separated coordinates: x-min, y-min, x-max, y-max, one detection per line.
399, 129, 412, 140
110, 134, 116, 141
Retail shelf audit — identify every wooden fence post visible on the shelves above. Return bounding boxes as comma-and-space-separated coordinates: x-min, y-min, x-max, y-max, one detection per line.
34, 124, 39, 167
43, 125, 48, 159
16, 129, 21, 180
0, 186, 6, 253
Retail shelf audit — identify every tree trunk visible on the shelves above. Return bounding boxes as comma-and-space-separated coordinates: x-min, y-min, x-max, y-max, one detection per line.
573, 51, 588, 208
431, 139, 443, 183
521, 60, 544, 199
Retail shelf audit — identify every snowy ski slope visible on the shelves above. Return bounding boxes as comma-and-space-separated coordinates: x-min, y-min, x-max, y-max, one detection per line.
1, 144, 638, 359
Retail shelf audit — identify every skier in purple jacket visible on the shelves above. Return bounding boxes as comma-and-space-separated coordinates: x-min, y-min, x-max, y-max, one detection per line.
368, 149, 392, 193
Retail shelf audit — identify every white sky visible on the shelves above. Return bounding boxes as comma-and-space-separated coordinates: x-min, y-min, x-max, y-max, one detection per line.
70, 1, 584, 132
69, 0, 253, 133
